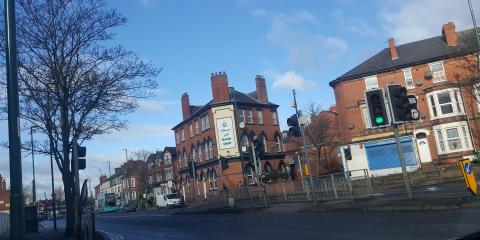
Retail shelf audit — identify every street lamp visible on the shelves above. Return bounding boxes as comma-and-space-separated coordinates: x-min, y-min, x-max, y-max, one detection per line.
107, 161, 112, 177
122, 148, 128, 162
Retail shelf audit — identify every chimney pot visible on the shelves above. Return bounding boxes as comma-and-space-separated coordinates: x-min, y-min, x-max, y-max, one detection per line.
181, 93, 191, 120
211, 72, 229, 103
388, 37, 399, 60
442, 22, 457, 46
255, 74, 268, 104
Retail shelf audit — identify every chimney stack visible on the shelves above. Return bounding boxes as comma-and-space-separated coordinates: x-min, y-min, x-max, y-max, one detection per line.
181, 93, 191, 120
442, 22, 457, 46
99, 175, 107, 184
211, 71, 229, 103
388, 38, 398, 60
255, 75, 268, 103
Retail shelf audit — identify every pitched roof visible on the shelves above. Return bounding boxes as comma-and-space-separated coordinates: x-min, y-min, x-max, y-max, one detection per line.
329, 28, 479, 87
164, 146, 177, 156
172, 89, 278, 130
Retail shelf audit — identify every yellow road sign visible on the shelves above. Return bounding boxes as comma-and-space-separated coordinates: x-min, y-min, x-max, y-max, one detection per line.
459, 159, 477, 195
304, 165, 309, 176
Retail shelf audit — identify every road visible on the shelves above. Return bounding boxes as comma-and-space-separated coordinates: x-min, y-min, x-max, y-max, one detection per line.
94, 207, 480, 240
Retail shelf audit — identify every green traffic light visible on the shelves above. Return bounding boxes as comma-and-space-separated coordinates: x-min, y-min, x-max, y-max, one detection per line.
375, 116, 384, 124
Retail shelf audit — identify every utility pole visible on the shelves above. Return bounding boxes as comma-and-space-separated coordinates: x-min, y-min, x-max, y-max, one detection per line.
292, 90, 316, 205
393, 125, 413, 199
31, 126, 36, 203
229, 87, 247, 186
468, 0, 480, 51
50, 141, 57, 231
5, 0, 25, 238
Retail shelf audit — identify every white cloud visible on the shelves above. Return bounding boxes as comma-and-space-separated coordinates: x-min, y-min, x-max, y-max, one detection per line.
252, 8, 268, 18
137, 99, 178, 113
380, 0, 479, 44
271, 71, 316, 91
258, 9, 348, 71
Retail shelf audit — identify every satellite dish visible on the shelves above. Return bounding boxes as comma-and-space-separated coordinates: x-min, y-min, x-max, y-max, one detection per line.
239, 122, 245, 129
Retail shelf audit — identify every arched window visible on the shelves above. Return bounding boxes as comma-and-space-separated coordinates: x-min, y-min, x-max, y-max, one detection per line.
192, 146, 196, 162
240, 134, 249, 152
209, 170, 217, 190
198, 144, 203, 162
261, 133, 268, 153
275, 134, 283, 152
264, 162, 273, 183
246, 165, 255, 185
204, 141, 209, 160
279, 161, 287, 174
208, 140, 214, 159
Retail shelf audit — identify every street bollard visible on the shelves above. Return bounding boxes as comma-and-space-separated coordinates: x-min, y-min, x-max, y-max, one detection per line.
282, 182, 287, 201
331, 174, 338, 199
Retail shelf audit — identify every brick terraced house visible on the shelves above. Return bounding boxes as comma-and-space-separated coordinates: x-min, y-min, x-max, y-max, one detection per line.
330, 22, 480, 177
172, 72, 286, 203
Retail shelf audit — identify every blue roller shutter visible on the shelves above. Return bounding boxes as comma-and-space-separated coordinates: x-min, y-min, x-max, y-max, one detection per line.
364, 136, 417, 170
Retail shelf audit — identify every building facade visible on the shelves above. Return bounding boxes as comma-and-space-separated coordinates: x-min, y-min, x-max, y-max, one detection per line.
330, 22, 480, 177
0, 174, 9, 212
144, 147, 178, 207
172, 72, 286, 203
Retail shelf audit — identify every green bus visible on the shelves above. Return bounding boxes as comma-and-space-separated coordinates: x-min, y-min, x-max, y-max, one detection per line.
96, 193, 118, 213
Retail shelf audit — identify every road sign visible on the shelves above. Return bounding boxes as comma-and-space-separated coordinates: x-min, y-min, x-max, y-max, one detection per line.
459, 159, 477, 195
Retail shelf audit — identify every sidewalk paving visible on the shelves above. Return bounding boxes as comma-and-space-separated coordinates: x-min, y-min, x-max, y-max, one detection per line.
25, 221, 74, 240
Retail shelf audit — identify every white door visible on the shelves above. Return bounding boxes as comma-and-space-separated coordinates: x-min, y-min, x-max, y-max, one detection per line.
416, 133, 432, 163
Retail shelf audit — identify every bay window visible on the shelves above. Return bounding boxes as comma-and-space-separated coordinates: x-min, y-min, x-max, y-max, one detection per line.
434, 122, 472, 154
427, 88, 464, 119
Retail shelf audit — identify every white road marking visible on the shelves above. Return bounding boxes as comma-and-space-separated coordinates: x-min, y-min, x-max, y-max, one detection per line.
426, 187, 439, 191
97, 228, 125, 240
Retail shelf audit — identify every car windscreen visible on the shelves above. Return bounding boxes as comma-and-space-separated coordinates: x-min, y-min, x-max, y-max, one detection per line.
166, 194, 178, 199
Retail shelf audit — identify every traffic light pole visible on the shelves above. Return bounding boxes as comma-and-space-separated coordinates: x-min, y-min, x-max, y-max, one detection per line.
393, 124, 413, 199
5, 0, 25, 238
292, 90, 316, 205
72, 141, 81, 235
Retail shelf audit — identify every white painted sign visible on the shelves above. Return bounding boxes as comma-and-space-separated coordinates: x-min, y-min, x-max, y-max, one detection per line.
216, 117, 236, 150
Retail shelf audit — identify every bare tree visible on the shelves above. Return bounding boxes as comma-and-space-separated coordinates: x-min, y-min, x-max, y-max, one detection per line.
0, 0, 159, 234
132, 149, 153, 161
303, 102, 331, 176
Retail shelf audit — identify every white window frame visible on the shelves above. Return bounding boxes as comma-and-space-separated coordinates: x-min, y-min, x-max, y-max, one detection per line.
429, 61, 447, 83
272, 111, 278, 125
195, 120, 199, 134
198, 145, 202, 162
427, 88, 464, 120
131, 178, 135, 188
189, 123, 193, 138
275, 135, 282, 152
246, 110, 253, 124
361, 106, 372, 129
364, 75, 378, 90
208, 141, 213, 159
433, 121, 473, 155
204, 115, 210, 130
209, 171, 217, 190
257, 110, 263, 124
403, 68, 415, 89
201, 117, 205, 131
204, 142, 209, 160
165, 167, 173, 180
192, 147, 196, 162
175, 131, 179, 144
246, 166, 255, 185
238, 109, 245, 124
181, 128, 185, 142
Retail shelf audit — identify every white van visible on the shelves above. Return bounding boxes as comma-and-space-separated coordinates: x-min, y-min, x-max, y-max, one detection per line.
156, 193, 182, 209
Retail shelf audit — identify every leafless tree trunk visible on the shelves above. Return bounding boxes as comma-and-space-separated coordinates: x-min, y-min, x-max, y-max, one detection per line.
0, 0, 159, 234
304, 102, 330, 176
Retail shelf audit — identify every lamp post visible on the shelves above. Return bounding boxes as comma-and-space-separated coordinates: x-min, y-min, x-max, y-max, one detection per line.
107, 161, 112, 177
122, 148, 128, 162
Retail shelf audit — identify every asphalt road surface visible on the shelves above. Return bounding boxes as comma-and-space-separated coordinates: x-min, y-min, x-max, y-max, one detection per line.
94, 207, 480, 240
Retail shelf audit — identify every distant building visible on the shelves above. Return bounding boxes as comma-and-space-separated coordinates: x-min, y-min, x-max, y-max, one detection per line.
144, 147, 178, 208
172, 72, 285, 203
0, 174, 9, 212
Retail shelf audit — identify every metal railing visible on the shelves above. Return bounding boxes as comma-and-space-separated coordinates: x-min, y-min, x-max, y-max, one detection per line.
0, 212, 9, 240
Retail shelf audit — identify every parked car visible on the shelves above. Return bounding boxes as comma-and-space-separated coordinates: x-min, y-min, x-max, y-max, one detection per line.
119, 203, 136, 213
156, 193, 182, 209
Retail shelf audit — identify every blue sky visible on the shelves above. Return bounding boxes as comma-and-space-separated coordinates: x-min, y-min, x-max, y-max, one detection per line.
1, 0, 479, 198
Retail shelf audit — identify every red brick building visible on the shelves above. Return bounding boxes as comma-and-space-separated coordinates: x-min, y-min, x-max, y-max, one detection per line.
172, 72, 286, 203
0, 174, 9, 212
330, 22, 480, 177
144, 147, 178, 207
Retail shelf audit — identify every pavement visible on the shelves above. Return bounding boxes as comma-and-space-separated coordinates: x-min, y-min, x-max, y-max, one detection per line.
25, 219, 75, 240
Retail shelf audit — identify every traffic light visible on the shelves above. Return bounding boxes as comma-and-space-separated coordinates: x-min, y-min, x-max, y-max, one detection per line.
386, 84, 420, 123
77, 144, 86, 170
287, 114, 301, 137
365, 88, 390, 127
